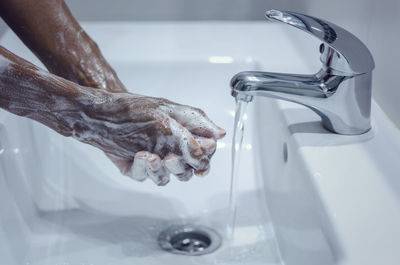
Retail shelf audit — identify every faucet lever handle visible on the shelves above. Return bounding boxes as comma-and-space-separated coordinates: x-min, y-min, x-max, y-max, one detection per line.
265, 10, 375, 75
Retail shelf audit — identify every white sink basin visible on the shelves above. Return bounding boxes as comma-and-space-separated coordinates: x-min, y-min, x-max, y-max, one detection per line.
255, 98, 400, 265
0, 22, 399, 265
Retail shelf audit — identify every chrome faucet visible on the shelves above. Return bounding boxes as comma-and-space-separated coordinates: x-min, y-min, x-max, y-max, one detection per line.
230, 10, 375, 135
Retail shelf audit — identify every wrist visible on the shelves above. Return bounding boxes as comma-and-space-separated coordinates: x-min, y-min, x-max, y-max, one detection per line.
45, 85, 112, 137
45, 35, 127, 93
74, 85, 116, 118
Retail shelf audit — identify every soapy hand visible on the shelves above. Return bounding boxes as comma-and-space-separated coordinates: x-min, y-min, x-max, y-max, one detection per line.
0, 46, 225, 187
0, 44, 225, 186
78, 91, 226, 185
0, 0, 226, 186
106, 136, 217, 185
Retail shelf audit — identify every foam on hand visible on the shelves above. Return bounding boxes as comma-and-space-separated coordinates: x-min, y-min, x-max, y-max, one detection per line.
0, 52, 224, 186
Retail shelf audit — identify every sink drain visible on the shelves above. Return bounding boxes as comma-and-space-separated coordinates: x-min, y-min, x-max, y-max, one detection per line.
158, 225, 222, 255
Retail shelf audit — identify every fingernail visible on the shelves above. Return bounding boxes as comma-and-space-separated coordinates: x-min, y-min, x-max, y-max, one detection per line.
148, 155, 161, 171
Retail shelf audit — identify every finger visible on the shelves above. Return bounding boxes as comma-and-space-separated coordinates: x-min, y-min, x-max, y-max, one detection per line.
130, 151, 150, 181
145, 153, 169, 186
163, 154, 194, 182
163, 154, 186, 175
193, 137, 214, 177
169, 118, 210, 171
170, 105, 226, 139
195, 137, 217, 156
176, 169, 194, 182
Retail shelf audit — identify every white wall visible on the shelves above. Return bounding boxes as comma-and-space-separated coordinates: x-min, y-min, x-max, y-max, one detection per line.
64, 0, 306, 21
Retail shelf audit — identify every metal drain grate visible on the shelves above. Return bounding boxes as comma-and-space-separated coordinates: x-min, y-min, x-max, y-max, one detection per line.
158, 225, 222, 256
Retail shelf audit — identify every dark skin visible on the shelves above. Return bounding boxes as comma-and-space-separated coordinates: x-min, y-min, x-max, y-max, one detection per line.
0, 0, 125, 92
0, 0, 225, 185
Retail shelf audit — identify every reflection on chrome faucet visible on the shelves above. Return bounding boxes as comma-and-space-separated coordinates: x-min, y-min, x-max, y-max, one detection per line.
231, 10, 375, 135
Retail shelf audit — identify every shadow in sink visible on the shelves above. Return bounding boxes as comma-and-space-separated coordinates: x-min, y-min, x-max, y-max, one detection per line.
36, 210, 172, 258
285, 109, 375, 147
289, 121, 331, 135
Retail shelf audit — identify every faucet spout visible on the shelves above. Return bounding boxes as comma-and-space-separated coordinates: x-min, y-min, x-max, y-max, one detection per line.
231, 70, 342, 99
231, 69, 372, 135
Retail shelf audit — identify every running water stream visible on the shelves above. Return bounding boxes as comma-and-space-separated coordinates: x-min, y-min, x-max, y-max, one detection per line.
227, 99, 248, 239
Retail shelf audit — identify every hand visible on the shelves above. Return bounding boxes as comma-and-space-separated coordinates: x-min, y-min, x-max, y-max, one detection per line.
0, 0, 225, 186
77, 90, 226, 185
106, 135, 217, 185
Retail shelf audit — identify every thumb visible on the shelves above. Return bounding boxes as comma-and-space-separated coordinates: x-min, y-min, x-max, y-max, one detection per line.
170, 105, 226, 139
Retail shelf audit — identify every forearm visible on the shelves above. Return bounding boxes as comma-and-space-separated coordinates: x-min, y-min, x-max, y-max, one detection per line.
0, 45, 97, 136
0, 0, 126, 92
